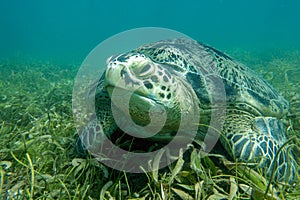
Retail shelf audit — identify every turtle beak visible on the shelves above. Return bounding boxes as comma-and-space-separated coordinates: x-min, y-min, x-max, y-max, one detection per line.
105, 63, 125, 86
106, 55, 117, 64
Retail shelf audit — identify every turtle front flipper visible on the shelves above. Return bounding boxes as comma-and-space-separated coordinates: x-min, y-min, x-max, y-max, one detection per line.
76, 83, 118, 156
222, 113, 297, 184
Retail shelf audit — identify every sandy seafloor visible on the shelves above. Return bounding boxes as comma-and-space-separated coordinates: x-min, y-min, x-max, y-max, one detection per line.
0, 48, 299, 199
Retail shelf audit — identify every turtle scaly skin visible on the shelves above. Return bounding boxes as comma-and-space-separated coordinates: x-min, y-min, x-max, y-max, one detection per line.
78, 38, 297, 184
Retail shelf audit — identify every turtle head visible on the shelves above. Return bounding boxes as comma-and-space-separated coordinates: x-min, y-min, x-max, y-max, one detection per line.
104, 52, 197, 139
105, 53, 178, 108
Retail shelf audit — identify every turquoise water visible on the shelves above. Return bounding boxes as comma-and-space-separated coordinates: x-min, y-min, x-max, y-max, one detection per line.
0, 1, 300, 199
1, 0, 300, 63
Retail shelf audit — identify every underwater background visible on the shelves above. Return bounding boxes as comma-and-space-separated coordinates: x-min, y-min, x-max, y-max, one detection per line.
1, 0, 300, 63
0, 0, 300, 199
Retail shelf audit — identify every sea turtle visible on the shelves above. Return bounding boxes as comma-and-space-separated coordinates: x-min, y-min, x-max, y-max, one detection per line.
77, 38, 297, 184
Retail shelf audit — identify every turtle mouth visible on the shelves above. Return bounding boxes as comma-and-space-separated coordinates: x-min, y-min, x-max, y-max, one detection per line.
106, 85, 166, 129
105, 85, 159, 108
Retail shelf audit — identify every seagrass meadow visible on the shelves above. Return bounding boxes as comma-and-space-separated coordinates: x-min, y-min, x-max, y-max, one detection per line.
1, 0, 300, 199
0, 49, 299, 199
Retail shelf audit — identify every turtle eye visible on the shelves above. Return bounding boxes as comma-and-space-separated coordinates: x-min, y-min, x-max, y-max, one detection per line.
138, 63, 154, 77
